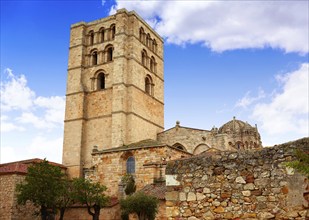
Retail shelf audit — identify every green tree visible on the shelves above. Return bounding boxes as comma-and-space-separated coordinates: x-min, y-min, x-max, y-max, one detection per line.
120, 192, 159, 220
122, 174, 136, 196
72, 178, 109, 220
286, 149, 309, 178
56, 178, 74, 220
16, 159, 65, 220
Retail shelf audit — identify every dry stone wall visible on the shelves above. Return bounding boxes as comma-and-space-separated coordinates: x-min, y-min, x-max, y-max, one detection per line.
165, 138, 309, 220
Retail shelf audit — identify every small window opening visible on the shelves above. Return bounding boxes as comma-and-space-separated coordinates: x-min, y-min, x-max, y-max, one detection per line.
142, 50, 147, 67
111, 25, 116, 40
126, 156, 135, 174
92, 51, 98, 65
100, 28, 105, 42
97, 73, 105, 90
89, 32, 94, 45
150, 56, 155, 72
145, 75, 153, 95
106, 47, 113, 62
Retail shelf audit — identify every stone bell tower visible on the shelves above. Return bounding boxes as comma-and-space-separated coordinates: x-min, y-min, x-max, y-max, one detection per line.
62, 9, 164, 177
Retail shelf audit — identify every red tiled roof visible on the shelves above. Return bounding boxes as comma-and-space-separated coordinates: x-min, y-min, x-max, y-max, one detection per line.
140, 182, 166, 200
0, 158, 66, 175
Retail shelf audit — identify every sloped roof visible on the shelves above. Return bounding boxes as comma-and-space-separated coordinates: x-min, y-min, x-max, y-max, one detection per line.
93, 139, 166, 154
139, 182, 166, 200
0, 158, 66, 175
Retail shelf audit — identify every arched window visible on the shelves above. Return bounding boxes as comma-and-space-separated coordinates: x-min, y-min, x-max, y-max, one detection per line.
110, 24, 116, 40
153, 39, 157, 53
100, 28, 105, 42
145, 75, 153, 95
173, 143, 186, 151
141, 50, 147, 67
97, 72, 105, 90
92, 51, 98, 65
146, 34, 151, 47
89, 31, 94, 45
139, 27, 144, 43
126, 156, 135, 174
105, 45, 113, 62
150, 56, 156, 72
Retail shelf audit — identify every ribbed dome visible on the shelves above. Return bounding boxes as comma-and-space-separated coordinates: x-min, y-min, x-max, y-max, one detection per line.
219, 117, 254, 134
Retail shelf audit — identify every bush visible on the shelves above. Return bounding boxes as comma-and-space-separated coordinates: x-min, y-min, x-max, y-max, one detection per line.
120, 192, 159, 220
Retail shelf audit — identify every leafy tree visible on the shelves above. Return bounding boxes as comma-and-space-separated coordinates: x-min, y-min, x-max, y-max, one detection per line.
71, 178, 109, 220
120, 192, 159, 220
56, 178, 74, 220
286, 149, 309, 178
122, 174, 136, 196
16, 159, 65, 220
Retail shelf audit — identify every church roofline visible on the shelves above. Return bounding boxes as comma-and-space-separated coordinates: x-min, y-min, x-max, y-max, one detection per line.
158, 125, 211, 135
92, 139, 193, 155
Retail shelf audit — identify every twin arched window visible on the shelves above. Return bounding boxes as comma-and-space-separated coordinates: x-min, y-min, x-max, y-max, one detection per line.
139, 27, 157, 53
87, 24, 116, 46
141, 50, 156, 73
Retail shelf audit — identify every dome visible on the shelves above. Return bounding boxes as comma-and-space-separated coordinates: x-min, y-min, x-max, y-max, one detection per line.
219, 117, 254, 134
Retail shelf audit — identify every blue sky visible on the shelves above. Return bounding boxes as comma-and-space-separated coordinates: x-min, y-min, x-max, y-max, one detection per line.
1, 0, 308, 163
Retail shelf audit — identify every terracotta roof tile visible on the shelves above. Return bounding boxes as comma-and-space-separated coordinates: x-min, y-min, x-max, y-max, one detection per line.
0, 158, 66, 175
139, 182, 166, 200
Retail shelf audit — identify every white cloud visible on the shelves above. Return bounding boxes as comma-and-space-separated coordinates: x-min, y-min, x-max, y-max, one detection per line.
1, 68, 35, 111
0, 115, 25, 132
236, 89, 265, 108
252, 63, 309, 143
111, 1, 308, 53
0, 136, 63, 163
1, 69, 65, 131
1, 68, 65, 163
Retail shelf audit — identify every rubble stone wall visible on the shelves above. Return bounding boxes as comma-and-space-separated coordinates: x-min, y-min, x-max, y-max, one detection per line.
165, 138, 309, 220
0, 174, 40, 220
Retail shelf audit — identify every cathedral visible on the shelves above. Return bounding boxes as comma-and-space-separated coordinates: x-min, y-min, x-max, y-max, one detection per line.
61, 8, 262, 219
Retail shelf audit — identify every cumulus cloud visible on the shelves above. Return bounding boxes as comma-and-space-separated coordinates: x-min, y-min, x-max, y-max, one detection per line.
111, 1, 308, 53
252, 63, 308, 138
1, 136, 63, 163
1, 68, 65, 163
1, 68, 35, 111
1, 68, 65, 131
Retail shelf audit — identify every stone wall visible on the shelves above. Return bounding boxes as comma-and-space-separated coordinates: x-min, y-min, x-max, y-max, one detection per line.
89, 145, 191, 197
0, 174, 40, 220
165, 138, 309, 219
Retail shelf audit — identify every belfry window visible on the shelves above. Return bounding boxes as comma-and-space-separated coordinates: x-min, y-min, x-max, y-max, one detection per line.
153, 39, 157, 53
150, 56, 156, 72
100, 28, 105, 42
139, 27, 145, 43
110, 24, 116, 40
126, 156, 135, 174
97, 72, 105, 90
89, 31, 94, 45
92, 51, 98, 65
141, 50, 147, 67
105, 45, 113, 62
145, 75, 153, 95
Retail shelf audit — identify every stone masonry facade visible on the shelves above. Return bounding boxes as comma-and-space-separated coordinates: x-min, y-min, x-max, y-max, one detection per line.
62, 8, 164, 178
165, 138, 309, 219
